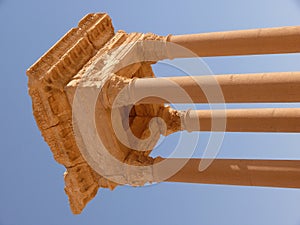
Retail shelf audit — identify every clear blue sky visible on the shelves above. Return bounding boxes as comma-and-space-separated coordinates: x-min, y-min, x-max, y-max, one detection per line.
1, 0, 300, 224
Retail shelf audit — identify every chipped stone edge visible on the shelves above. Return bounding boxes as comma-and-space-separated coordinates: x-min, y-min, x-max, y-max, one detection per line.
26, 13, 116, 214
26, 13, 182, 214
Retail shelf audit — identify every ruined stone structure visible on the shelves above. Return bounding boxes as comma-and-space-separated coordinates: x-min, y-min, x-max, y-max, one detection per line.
27, 13, 300, 214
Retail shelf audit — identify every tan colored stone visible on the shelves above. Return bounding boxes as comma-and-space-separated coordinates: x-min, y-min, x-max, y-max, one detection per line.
27, 13, 117, 214
27, 12, 300, 214
27, 13, 180, 214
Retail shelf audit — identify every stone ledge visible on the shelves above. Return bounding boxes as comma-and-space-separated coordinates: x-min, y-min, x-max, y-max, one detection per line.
27, 13, 181, 214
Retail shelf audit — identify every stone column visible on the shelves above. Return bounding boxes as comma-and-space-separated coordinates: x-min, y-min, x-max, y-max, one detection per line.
162, 158, 300, 188
167, 26, 300, 57
181, 108, 300, 133
26, 12, 300, 214
108, 72, 300, 104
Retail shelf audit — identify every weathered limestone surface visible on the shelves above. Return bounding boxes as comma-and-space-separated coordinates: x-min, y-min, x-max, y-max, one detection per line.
27, 12, 300, 215
27, 13, 181, 214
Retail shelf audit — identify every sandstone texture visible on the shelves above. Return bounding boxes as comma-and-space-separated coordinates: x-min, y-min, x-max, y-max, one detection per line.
27, 13, 181, 214
27, 13, 300, 214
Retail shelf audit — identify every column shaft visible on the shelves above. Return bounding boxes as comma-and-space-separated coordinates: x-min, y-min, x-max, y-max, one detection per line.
167, 26, 300, 57
183, 108, 300, 133
129, 72, 300, 104
162, 158, 300, 188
